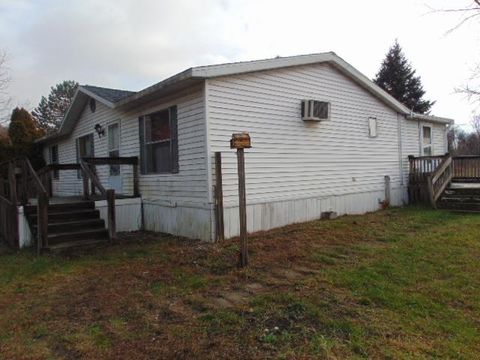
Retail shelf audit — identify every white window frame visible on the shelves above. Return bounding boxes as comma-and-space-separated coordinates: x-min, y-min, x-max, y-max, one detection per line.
107, 121, 121, 176
143, 108, 174, 174
368, 117, 378, 138
421, 125, 433, 156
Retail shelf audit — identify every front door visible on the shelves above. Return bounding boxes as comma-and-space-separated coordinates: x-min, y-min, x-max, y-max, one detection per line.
77, 134, 94, 179
107, 122, 122, 193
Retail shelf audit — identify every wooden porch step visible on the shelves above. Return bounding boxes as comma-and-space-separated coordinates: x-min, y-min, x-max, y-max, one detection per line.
46, 238, 109, 252
444, 188, 480, 195
440, 195, 480, 202
29, 209, 101, 223
438, 201, 480, 211
33, 218, 105, 234
24, 201, 94, 215
47, 228, 108, 245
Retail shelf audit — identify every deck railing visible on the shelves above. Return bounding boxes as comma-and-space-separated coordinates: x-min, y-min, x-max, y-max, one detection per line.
409, 153, 480, 206
452, 156, 480, 181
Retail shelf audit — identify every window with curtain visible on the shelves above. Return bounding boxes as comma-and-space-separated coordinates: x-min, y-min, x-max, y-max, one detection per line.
139, 106, 178, 174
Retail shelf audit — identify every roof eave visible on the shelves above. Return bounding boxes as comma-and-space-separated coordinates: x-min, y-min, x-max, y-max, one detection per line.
407, 113, 454, 125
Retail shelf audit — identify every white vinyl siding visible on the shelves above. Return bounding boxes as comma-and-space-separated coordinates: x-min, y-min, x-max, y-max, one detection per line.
207, 63, 406, 206
45, 86, 208, 205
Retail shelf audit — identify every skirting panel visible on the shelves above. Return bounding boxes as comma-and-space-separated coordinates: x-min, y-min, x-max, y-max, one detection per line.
95, 197, 142, 232
143, 201, 212, 241
222, 187, 408, 239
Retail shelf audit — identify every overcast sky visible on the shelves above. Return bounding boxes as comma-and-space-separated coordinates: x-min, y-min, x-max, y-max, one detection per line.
0, 0, 478, 126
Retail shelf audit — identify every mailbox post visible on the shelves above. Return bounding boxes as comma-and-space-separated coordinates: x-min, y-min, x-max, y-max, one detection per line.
230, 132, 251, 267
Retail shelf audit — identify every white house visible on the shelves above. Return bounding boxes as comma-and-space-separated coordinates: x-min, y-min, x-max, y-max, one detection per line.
37, 52, 453, 242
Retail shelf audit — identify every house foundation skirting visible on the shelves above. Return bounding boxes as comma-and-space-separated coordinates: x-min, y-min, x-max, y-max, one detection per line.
142, 200, 212, 241
95, 197, 142, 233
220, 187, 408, 239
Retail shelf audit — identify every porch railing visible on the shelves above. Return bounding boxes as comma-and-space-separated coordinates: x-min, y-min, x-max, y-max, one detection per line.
0, 162, 18, 247
409, 153, 480, 207
0, 158, 49, 251
452, 156, 480, 181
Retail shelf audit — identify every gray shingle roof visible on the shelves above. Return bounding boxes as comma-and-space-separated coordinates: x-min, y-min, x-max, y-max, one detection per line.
82, 85, 135, 103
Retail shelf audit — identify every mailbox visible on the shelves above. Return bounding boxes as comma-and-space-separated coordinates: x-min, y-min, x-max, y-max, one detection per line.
230, 132, 251, 149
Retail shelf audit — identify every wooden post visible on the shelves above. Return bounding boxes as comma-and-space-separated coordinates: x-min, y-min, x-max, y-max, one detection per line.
20, 161, 28, 205
426, 174, 436, 209
47, 171, 53, 198
37, 191, 49, 254
384, 175, 391, 206
107, 189, 116, 241
237, 148, 248, 267
8, 162, 19, 248
214, 152, 224, 241
133, 161, 140, 197
90, 165, 97, 195
82, 170, 89, 200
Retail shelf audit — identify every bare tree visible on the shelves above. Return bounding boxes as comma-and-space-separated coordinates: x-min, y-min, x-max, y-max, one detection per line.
0, 50, 11, 125
429, 2, 480, 102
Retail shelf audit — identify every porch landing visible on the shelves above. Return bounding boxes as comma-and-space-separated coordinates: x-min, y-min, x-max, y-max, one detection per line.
27, 194, 139, 206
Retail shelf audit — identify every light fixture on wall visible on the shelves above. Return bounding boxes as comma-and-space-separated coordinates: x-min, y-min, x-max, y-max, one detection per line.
94, 123, 105, 138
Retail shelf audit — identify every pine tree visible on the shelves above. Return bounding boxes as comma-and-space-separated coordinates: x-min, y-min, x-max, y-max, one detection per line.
374, 41, 434, 114
32, 80, 78, 133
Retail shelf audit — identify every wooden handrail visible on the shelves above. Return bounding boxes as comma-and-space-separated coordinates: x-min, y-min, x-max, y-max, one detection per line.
431, 156, 452, 185
82, 157, 138, 165
79, 159, 106, 196
425, 155, 453, 207
0, 193, 12, 206
21, 158, 48, 196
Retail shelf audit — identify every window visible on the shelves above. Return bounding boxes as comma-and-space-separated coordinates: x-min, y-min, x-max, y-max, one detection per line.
139, 106, 178, 174
49, 145, 59, 179
108, 123, 120, 176
422, 126, 432, 156
368, 117, 378, 138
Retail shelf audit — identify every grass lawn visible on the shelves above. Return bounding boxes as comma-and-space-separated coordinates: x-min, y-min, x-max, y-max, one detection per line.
1, 207, 480, 359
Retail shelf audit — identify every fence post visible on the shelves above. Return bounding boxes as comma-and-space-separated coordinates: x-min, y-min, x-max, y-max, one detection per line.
107, 189, 116, 241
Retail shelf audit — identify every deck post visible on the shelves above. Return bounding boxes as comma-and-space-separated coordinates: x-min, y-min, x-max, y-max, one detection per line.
37, 191, 49, 253
133, 161, 140, 197
214, 152, 224, 241
8, 162, 19, 248
107, 189, 116, 241
20, 161, 28, 205
82, 170, 89, 200
426, 174, 436, 209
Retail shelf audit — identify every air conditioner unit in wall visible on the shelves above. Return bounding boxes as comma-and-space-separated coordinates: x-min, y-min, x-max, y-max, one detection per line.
301, 100, 330, 121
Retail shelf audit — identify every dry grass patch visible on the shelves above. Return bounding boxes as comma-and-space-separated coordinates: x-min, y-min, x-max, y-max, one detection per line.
0, 207, 480, 359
